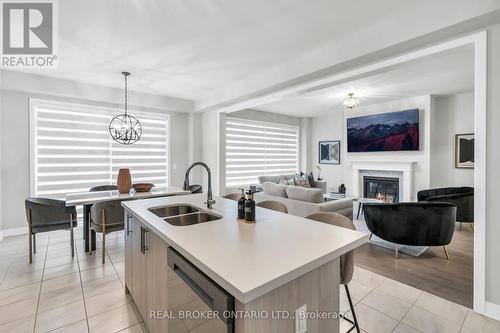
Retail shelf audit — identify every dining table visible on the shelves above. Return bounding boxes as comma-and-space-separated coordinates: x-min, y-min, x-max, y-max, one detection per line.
65, 186, 191, 252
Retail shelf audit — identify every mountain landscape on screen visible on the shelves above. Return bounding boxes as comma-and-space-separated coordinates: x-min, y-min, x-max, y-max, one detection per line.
347, 109, 419, 152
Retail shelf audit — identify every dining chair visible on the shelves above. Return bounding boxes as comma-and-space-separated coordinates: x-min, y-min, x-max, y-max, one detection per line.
256, 200, 288, 214
223, 193, 240, 201
89, 199, 126, 264
25, 198, 77, 263
89, 185, 118, 192
305, 212, 360, 333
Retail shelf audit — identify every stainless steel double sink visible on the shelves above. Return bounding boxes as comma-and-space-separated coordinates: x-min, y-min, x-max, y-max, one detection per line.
148, 204, 222, 226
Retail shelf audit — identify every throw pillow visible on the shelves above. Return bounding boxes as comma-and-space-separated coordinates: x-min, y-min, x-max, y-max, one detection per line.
307, 172, 316, 187
285, 186, 323, 203
262, 182, 288, 197
295, 176, 311, 188
279, 179, 295, 185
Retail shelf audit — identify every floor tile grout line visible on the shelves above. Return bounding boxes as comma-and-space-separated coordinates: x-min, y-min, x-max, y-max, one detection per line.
1, 235, 30, 283
75, 236, 91, 333
411, 302, 468, 325
33, 231, 51, 333
105, 232, 145, 326
459, 310, 470, 331
390, 302, 424, 333
349, 275, 423, 333
392, 285, 429, 333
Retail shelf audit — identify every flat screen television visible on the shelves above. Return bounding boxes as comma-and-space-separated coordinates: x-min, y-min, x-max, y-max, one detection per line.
347, 109, 419, 152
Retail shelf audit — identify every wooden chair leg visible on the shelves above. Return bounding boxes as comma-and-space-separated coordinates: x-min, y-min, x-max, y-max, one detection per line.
395, 245, 399, 259
101, 208, 106, 264
443, 246, 450, 260
470, 223, 474, 231
33, 234, 36, 254
69, 213, 74, 257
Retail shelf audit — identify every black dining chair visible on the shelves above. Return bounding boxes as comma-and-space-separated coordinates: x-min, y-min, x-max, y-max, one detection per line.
25, 198, 77, 263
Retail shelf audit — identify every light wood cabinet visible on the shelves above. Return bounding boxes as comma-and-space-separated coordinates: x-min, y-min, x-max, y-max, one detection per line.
146, 231, 169, 332
125, 215, 169, 333
131, 218, 147, 321
124, 213, 133, 294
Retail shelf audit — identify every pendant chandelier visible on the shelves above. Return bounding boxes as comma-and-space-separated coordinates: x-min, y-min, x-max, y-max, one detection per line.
109, 72, 142, 145
343, 92, 360, 109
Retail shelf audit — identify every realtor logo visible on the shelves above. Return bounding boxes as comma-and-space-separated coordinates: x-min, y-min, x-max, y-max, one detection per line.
1, 0, 57, 68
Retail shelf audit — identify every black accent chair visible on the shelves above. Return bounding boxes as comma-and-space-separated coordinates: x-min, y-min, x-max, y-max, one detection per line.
89, 185, 118, 192
25, 198, 77, 263
363, 202, 456, 259
418, 187, 474, 229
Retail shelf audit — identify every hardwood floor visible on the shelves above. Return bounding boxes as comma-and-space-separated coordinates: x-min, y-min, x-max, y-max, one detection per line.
354, 223, 474, 308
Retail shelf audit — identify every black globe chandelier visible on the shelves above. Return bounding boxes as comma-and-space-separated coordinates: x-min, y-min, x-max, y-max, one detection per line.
109, 72, 142, 145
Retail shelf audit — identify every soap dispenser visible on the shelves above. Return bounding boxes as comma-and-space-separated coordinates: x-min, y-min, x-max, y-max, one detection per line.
237, 188, 246, 220
244, 190, 256, 222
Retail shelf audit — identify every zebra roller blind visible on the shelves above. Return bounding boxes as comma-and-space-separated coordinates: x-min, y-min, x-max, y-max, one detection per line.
30, 100, 169, 199
225, 117, 299, 187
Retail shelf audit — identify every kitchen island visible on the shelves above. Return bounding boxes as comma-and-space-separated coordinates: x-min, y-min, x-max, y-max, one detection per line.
122, 193, 367, 333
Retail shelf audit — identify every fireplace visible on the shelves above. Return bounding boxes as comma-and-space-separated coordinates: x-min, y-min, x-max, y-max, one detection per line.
363, 176, 400, 203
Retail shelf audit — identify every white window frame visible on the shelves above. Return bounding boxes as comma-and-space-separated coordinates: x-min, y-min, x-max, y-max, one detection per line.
29, 98, 170, 197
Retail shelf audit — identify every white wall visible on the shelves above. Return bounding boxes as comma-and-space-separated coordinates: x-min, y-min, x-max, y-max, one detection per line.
310, 107, 344, 190
311, 96, 432, 199
0, 85, 2, 239
430, 92, 474, 187
200, 109, 221, 196
486, 23, 500, 313
0, 73, 194, 232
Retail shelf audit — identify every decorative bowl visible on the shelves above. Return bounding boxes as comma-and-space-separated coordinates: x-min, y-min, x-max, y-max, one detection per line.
133, 183, 155, 192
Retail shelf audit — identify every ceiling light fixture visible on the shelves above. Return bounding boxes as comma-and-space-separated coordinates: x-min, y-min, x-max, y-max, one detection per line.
343, 92, 360, 109
109, 72, 142, 145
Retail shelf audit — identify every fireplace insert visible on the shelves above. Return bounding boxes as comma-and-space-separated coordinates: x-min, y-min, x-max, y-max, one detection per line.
363, 176, 399, 203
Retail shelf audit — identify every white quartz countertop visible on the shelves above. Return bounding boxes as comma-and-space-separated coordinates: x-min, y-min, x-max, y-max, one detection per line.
122, 193, 368, 304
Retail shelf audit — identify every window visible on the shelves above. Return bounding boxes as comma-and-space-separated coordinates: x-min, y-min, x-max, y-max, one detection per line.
225, 117, 299, 187
30, 99, 169, 199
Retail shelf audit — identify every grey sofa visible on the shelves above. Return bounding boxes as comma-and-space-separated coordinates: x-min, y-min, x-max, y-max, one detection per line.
257, 174, 327, 193
255, 182, 353, 219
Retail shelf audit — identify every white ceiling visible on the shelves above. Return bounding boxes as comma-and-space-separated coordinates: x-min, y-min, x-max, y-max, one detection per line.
3, 0, 496, 107
255, 46, 475, 117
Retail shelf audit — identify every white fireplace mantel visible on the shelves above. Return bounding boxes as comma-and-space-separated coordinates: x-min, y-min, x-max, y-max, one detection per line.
352, 161, 416, 201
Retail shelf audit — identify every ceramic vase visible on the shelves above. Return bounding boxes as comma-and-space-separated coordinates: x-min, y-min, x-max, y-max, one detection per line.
117, 168, 132, 194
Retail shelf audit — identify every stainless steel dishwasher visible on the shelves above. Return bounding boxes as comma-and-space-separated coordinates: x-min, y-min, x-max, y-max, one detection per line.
167, 247, 235, 333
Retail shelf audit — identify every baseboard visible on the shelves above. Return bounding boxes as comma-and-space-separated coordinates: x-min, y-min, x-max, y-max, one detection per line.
0, 226, 28, 240
485, 301, 500, 321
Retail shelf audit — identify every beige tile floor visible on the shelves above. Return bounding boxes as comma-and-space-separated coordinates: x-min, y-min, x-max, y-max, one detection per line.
0, 227, 499, 333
